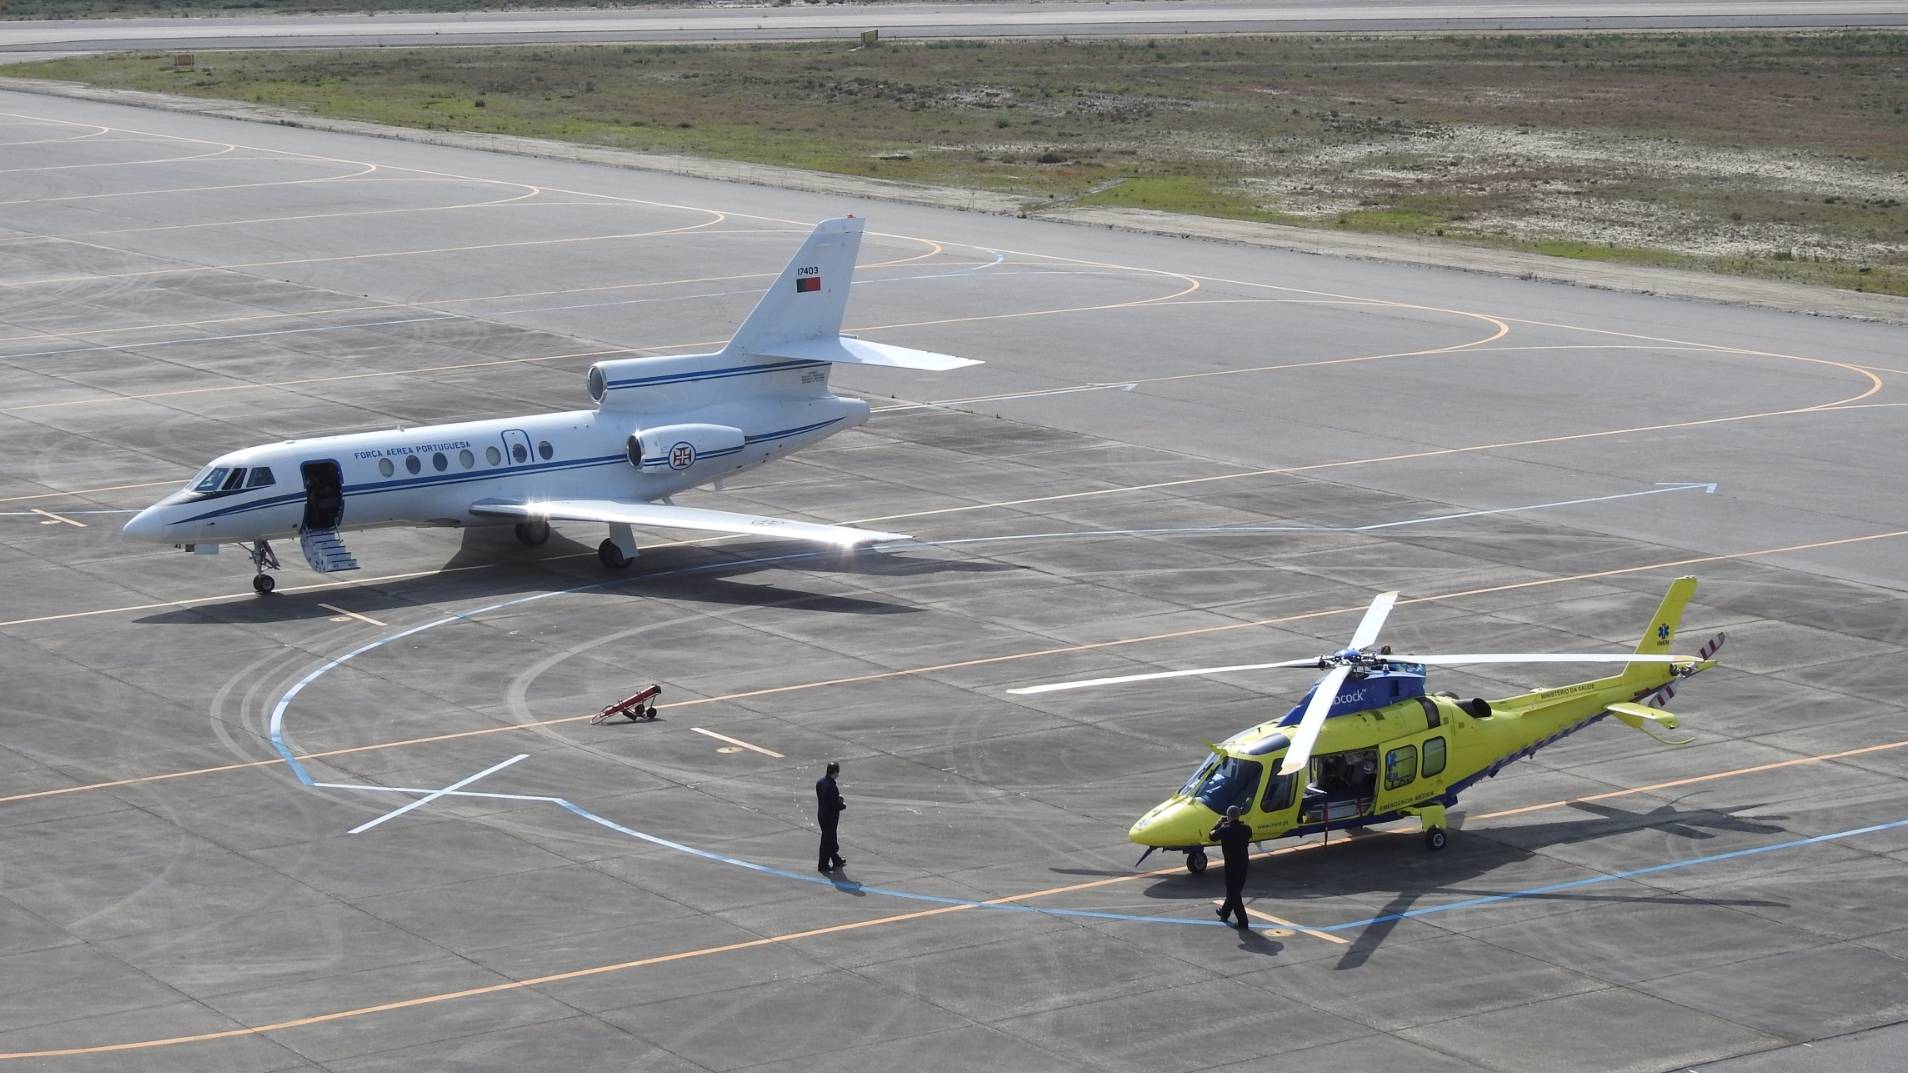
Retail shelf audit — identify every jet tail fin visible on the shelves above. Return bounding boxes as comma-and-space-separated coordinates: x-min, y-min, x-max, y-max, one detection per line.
721, 216, 981, 370
722, 216, 864, 359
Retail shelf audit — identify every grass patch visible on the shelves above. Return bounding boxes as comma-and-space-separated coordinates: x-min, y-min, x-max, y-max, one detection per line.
15, 31, 1908, 296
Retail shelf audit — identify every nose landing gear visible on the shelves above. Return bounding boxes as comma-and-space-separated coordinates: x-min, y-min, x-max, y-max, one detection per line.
248, 539, 280, 595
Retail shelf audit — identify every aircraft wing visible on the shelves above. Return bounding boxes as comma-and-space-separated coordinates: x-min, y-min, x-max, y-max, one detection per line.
468, 498, 908, 547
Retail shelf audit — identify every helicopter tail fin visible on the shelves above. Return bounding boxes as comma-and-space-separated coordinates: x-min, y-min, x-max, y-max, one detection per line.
1622, 575, 1699, 683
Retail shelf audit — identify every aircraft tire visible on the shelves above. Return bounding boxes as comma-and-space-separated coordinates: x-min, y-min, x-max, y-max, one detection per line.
514, 520, 550, 546
1186, 848, 1207, 875
1424, 826, 1447, 851
598, 539, 632, 569
252, 574, 275, 595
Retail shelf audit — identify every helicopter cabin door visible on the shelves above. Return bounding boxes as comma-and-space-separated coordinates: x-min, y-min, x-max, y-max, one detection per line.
1371, 724, 1454, 819
1251, 762, 1302, 839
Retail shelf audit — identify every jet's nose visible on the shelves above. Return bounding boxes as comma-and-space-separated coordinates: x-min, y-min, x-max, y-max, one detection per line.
122, 506, 167, 541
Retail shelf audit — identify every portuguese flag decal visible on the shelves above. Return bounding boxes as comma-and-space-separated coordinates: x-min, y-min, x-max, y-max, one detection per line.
795, 275, 822, 293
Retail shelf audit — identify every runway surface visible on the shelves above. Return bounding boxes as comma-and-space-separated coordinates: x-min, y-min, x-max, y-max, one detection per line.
2, 87, 1907, 1072
6, 0, 1908, 55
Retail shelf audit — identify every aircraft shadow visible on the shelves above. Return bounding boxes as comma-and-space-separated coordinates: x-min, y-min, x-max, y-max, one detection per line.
135, 528, 1013, 626
1125, 801, 1791, 970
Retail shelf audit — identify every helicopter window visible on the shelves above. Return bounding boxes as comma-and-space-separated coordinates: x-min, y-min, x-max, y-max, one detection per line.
1179, 756, 1219, 799
1260, 769, 1296, 812
1384, 745, 1417, 791
1422, 736, 1447, 779
1195, 757, 1262, 814
246, 467, 275, 489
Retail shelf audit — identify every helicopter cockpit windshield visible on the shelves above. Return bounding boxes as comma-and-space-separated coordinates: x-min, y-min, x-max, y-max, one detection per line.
1193, 756, 1263, 814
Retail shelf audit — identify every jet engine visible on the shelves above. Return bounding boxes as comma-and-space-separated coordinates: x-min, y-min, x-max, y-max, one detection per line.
625, 423, 746, 474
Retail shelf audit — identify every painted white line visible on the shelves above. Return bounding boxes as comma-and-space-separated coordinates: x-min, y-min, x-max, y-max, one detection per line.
313, 781, 559, 803
1242, 904, 1350, 944
690, 727, 786, 758
318, 603, 386, 627
29, 508, 85, 527
347, 754, 528, 835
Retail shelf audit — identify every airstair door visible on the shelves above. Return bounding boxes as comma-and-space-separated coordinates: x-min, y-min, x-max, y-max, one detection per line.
300, 459, 344, 531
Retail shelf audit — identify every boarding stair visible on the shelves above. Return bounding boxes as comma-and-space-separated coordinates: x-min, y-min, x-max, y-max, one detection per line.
299, 528, 360, 573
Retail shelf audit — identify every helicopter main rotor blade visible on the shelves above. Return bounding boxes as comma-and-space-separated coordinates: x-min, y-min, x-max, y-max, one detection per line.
1278, 663, 1350, 778
1005, 659, 1323, 695
1347, 591, 1400, 651
1385, 653, 1699, 666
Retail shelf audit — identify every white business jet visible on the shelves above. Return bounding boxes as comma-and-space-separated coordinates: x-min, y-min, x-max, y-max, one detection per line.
121, 217, 978, 594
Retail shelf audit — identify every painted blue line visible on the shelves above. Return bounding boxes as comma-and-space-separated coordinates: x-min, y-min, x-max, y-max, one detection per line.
1318, 815, 1908, 933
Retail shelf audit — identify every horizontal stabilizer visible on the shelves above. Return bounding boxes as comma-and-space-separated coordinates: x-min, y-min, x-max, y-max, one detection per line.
754, 334, 981, 371
1606, 701, 1695, 745
470, 498, 907, 547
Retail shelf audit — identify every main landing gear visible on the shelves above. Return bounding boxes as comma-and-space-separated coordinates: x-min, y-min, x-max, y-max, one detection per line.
598, 522, 637, 570
1405, 803, 1449, 852
248, 539, 280, 595
513, 520, 550, 546
1185, 847, 1208, 875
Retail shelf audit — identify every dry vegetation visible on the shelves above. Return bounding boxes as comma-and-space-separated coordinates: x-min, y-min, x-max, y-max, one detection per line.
17, 32, 1908, 294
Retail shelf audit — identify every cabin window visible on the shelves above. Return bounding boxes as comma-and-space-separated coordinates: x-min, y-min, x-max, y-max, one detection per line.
1384, 745, 1417, 791
459, 449, 475, 470
538, 440, 554, 461
432, 452, 448, 473
1195, 757, 1262, 815
1260, 769, 1296, 812
220, 468, 248, 492
191, 467, 230, 493
405, 455, 421, 475
510, 442, 529, 464
486, 446, 502, 466
1422, 736, 1447, 779
246, 467, 275, 489
378, 458, 394, 478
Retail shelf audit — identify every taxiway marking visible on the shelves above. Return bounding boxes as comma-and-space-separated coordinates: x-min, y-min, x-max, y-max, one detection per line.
1241, 904, 1349, 943
346, 754, 527, 835
317, 603, 386, 627
690, 727, 785, 758
7, 525, 1908, 804
29, 508, 84, 527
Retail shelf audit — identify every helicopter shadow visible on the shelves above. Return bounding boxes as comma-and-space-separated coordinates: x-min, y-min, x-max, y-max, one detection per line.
1132, 801, 1790, 970
134, 526, 1016, 626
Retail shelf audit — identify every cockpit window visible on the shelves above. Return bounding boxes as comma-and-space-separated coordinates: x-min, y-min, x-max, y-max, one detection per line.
1194, 757, 1263, 814
1179, 756, 1218, 799
246, 467, 275, 489
220, 468, 248, 492
192, 467, 231, 493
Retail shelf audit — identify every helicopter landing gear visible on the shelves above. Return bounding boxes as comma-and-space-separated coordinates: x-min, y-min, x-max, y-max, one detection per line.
247, 540, 280, 596
1405, 802, 1449, 851
1185, 847, 1208, 875
513, 519, 550, 546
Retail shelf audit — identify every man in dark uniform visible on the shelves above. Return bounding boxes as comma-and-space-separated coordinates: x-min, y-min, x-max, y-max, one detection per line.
1210, 804, 1254, 928
816, 761, 847, 874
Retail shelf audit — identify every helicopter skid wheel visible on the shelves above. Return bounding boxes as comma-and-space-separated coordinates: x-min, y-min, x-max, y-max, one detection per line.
1185, 848, 1208, 875
1424, 826, 1447, 852
514, 520, 550, 547
252, 574, 275, 595
598, 539, 632, 569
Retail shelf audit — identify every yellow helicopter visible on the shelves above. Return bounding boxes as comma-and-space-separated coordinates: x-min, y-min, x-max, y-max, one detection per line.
1010, 576, 1723, 874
